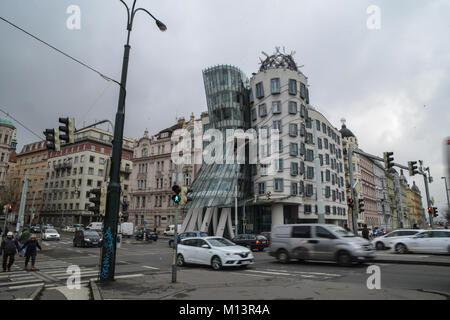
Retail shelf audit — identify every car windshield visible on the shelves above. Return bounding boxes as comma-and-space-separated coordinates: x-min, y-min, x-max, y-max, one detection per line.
84, 232, 99, 237
207, 238, 236, 247
46, 229, 57, 233
328, 225, 355, 237
257, 235, 267, 240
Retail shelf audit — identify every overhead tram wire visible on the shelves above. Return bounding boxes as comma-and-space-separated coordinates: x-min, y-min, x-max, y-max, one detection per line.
0, 105, 44, 140
0, 16, 120, 87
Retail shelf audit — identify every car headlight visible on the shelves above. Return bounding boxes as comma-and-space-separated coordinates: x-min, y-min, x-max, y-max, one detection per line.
84, 238, 91, 242
226, 252, 235, 256
351, 243, 362, 249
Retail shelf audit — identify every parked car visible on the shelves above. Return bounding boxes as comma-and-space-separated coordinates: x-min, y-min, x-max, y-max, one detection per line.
268, 224, 375, 266
169, 231, 208, 248
371, 229, 424, 250
42, 228, 60, 241
135, 229, 158, 241
30, 225, 41, 233
392, 230, 450, 254
62, 226, 74, 232
260, 232, 271, 245
176, 236, 254, 270
164, 224, 182, 236
73, 230, 102, 247
232, 234, 269, 251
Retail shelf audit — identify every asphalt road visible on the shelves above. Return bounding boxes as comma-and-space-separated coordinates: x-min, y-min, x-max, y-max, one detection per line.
1, 233, 449, 300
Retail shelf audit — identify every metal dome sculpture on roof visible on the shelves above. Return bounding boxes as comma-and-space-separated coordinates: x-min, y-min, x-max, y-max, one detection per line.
259, 47, 300, 72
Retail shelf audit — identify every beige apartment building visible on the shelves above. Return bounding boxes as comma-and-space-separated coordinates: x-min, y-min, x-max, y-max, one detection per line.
40, 126, 134, 227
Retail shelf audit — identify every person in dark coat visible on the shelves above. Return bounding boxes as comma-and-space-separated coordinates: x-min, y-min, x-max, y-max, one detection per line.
1, 232, 20, 272
23, 234, 42, 271
362, 224, 370, 240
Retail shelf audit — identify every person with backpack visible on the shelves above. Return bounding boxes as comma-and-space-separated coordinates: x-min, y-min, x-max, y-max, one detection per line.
23, 234, 42, 271
1, 232, 20, 272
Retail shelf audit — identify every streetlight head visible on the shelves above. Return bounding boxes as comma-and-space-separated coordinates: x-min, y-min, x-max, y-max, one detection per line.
155, 19, 167, 31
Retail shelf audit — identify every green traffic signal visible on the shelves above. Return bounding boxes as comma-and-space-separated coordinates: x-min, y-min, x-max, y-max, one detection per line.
172, 194, 180, 203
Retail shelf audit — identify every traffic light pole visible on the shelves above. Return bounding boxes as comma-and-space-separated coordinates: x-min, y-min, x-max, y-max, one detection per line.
422, 171, 433, 228
348, 148, 359, 233
172, 165, 179, 283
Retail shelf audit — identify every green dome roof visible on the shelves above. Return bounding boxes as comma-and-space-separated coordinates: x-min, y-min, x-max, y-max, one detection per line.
0, 115, 15, 128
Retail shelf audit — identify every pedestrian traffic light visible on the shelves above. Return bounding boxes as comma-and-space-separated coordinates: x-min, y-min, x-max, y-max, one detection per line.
59, 117, 75, 144
44, 128, 60, 152
383, 152, 394, 169
172, 184, 181, 204
179, 186, 193, 205
358, 198, 365, 213
408, 161, 419, 176
88, 188, 101, 215
348, 198, 354, 208
433, 207, 438, 218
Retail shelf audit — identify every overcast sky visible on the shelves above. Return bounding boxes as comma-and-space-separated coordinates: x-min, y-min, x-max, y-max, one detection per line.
1, 0, 449, 212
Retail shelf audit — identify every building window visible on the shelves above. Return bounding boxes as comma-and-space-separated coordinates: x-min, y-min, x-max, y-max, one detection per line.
259, 104, 267, 117
255, 82, 264, 99
318, 138, 322, 149
251, 108, 257, 121
291, 162, 299, 176
304, 204, 312, 214
288, 79, 297, 95
306, 149, 314, 162
272, 101, 282, 114
300, 82, 306, 99
274, 139, 283, 153
274, 178, 284, 192
306, 184, 313, 197
271, 78, 280, 94
289, 124, 298, 137
300, 161, 305, 175
288, 101, 297, 114
290, 143, 298, 156
306, 133, 313, 144
300, 104, 306, 118
88, 167, 94, 175
273, 120, 282, 133
258, 182, 265, 195
291, 182, 298, 195
299, 181, 305, 194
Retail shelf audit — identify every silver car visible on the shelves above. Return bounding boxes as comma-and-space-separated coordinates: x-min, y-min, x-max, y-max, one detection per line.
268, 224, 375, 266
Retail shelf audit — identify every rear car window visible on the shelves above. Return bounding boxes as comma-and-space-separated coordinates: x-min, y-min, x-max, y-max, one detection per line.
292, 226, 311, 238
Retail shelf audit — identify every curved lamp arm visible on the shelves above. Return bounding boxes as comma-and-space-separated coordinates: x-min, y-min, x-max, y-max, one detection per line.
132, 7, 167, 31
119, 0, 131, 27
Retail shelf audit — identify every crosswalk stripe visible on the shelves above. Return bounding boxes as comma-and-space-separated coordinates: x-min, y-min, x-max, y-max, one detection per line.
264, 269, 341, 277
9, 282, 44, 290
142, 266, 159, 270
0, 278, 44, 287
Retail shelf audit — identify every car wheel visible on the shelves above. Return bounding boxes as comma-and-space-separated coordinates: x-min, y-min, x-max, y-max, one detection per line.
336, 251, 353, 267
176, 254, 185, 267
376, 242, 385, 250
277, 250, 290, 263
293, 247, 308, 261
395, 243, 408, 254
211, 256, 222, 270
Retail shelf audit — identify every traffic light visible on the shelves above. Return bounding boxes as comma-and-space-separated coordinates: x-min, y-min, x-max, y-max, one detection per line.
266, 191, 271, 200
88, 188, 101, 215
122, 198, 128, 212
427, 207, 433, 215
44, 128, 60, 152
179, 186, 193, 205
172, 185, 181, 204
8, 204, 12, 213
433, 207, 438, 218
59, 117, 75, 144
358, 198, 365, 213
408, 161, 419, 176
383, 152, 394, 169
348, 198, 354, 208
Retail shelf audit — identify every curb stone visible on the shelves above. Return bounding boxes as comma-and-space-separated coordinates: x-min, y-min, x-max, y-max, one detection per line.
89, 279, 103, 300
30, 284, 45, 300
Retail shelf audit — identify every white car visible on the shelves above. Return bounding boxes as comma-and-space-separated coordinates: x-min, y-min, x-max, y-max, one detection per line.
371, 229, 424, 250
42, 228, 61, 241
392, 230, 450, 254
176, 237, 254, 270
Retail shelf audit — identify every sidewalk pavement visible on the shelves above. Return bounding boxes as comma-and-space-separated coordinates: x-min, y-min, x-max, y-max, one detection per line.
91, 268, 447, 300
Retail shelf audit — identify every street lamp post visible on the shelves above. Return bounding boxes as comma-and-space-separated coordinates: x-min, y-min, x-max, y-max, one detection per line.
442, 177, 450, 219
100, 0, 166, 282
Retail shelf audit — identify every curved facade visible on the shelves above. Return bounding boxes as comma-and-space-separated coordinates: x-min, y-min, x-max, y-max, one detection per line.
187, 65, 251, 209
0, 115, 16, 185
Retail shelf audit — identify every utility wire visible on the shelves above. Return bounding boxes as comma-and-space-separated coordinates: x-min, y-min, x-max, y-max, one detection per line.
0, 16, 121, 86
0, 106, 44, 140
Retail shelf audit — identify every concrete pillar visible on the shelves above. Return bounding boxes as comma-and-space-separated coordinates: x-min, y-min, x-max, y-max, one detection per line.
271, 204, 284, 230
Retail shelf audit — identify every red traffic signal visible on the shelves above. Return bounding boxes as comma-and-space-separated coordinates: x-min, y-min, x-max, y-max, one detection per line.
348, 198, 354, 208
8, 204, 12, 213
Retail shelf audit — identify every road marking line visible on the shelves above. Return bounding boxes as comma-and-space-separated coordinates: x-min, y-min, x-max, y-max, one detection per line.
229, 272, 268, 278
246, 270, 292, 276
142, 266, 159, 270
8, 282, 44, 290
0, 279, 44, 287
265, 269, 341, 277
114, 274, 144, 279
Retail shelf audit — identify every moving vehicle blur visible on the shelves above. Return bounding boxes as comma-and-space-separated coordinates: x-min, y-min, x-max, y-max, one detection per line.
371, 229, 424, 250
73, 230, 102, 247
392, 230, 450, 254
232, 234, 269, 251
169, 231, 208, 248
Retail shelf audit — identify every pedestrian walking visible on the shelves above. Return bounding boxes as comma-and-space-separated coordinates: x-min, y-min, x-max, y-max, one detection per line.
23, 234, 41, 271
1, 232, 20, 272
362, 224, 370, 240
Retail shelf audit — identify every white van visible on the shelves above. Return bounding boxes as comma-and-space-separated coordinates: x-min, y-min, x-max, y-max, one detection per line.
87, 222, 103, 232
164, 224, 181, 236
119, 222, 134, 238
